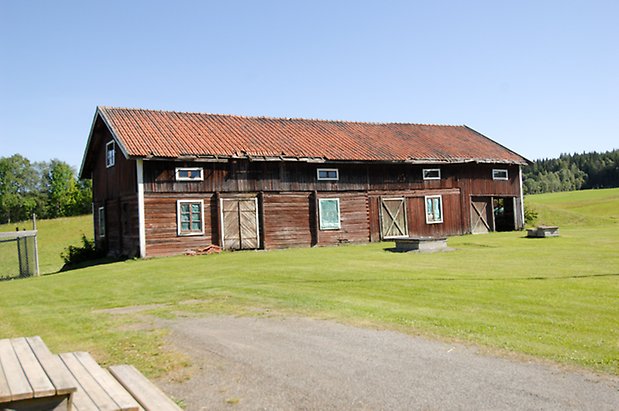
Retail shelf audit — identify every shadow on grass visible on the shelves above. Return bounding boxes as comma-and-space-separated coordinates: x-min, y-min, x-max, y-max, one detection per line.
55, 256, 127, 273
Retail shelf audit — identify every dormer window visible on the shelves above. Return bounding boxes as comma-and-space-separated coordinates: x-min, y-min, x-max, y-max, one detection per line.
492, 169, 509, 180
423, 168, 441, 180
106, 141, 115, 168
175, 167, 204, 181
317, 168, 339, 181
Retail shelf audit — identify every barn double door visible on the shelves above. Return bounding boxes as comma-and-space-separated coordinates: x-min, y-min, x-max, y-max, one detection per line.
380, 198, 408, 239
221, 198, 260, 250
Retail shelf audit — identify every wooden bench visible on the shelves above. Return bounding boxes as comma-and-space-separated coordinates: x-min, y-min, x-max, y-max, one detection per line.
0, 336, 76, 411
109, 365, 181, 411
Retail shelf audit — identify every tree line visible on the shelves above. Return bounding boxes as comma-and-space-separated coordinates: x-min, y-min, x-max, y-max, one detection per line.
0, 154, 92, 224
523, 149, 619, 194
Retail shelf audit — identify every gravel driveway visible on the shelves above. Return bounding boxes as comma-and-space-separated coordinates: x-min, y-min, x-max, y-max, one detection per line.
157, 315, 618, 411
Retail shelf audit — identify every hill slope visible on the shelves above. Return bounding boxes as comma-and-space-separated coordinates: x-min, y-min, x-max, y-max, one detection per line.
526, 187, 619, 227
0, 214, 92, 275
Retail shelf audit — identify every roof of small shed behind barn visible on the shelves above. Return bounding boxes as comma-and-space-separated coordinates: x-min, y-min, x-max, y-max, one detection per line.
81, 106, 527, 176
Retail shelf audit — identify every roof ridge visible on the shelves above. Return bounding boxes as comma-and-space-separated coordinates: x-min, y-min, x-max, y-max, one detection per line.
97, 106, 464, 128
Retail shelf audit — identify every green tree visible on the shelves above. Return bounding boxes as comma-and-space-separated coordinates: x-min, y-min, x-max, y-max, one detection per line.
0, 154, 45, 223
45, 160, 78, 218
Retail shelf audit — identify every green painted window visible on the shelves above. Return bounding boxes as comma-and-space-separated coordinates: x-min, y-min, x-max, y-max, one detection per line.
319, 198, 341, 230
425, 195, 443, 224
177, 200, 204, 235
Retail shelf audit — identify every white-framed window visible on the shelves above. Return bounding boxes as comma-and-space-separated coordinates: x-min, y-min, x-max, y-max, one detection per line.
177, 199, 205, 236
425, 195, 443, 224
175, 167, 204, 181
106, 141, 115, 168
318, 198, 341, 230
317, 168, 339, 181
492, 169, 509, 180
423, 168, 441, 180
98, 207, 106, 237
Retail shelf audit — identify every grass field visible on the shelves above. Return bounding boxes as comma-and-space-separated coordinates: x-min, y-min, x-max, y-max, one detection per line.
0, 215, 92, 275
0, 189, 617, 377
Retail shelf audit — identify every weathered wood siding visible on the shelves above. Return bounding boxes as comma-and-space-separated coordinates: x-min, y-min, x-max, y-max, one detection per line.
316, 193, 370, 245
142, 162, 464, 193
262, 193, 312, 249
406, 192, 463, 237
90, 122, 139, 256
143, 194, 216, 256
452, 164, 521, 233
136, 160, 523, 256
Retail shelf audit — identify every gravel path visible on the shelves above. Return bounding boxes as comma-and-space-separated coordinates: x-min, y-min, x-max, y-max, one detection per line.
158, 316, 618, 411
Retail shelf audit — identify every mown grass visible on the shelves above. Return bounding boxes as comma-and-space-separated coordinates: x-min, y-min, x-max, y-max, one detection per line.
0, 189, 617, 377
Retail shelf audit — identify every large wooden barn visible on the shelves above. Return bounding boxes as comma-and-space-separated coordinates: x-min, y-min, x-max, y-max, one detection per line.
79, 107, 528, 258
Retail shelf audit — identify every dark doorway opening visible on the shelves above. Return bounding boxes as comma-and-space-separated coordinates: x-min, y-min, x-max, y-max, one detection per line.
493, 197, 515, 232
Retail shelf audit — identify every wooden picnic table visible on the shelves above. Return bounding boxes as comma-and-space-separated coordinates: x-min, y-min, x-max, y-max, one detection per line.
1, 335, 181, 411
0, 336, 77, 410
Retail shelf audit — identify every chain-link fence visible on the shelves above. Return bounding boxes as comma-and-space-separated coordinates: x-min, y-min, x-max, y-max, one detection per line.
0, 230, 39, 280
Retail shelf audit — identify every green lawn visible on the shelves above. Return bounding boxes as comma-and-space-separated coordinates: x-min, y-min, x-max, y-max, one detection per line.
0, 189, 617, 377
0, 214, 92, 275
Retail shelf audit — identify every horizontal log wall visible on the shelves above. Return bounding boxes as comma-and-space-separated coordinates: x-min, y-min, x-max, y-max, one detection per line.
144, 194, 216, 257
316, 193, 370, 246
262, 193, 312, 249
133, 161, 523, 256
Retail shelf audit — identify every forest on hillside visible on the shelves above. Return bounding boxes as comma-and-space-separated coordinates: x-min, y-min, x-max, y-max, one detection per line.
522, 149, 619, 194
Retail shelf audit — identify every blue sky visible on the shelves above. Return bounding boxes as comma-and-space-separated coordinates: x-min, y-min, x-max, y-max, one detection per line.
1, 0, 617, 169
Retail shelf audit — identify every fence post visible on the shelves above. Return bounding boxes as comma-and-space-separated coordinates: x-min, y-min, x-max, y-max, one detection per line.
33, 214, 40, 276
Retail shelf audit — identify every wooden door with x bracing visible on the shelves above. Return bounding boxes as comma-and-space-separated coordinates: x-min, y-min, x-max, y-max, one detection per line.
221, 197, 260, 250
470, 197, 492, 234
380, 198, 408, 239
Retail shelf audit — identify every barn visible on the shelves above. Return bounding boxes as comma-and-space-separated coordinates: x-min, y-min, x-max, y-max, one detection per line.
79, 107, 528, 258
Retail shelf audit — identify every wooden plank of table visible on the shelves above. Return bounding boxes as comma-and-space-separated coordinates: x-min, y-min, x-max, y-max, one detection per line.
25, 336, 52, 356
74, 352, 139, 411
26, 336, 77, 396
0, 356, 12, 402
109, 365, 181, 411
60, 352, 119, 411
11, 337, 56, 398
0, 338, 33, 401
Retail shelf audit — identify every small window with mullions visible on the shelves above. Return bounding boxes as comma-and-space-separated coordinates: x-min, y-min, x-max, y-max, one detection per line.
317, 168, 339, 181
177, 200, 204, 235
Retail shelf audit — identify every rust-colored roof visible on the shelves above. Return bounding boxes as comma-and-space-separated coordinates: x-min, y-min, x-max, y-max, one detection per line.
94, 106, 527, 165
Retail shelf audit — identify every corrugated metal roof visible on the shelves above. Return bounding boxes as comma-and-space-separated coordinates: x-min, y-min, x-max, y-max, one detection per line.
95, 106, 527, 164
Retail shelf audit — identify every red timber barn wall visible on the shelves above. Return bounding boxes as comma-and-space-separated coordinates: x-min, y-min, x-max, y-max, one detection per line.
138, 160, 522, 257
90, 124, 140, 257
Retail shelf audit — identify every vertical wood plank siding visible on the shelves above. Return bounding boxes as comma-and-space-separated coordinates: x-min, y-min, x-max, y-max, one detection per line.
91, 124, 139, 256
